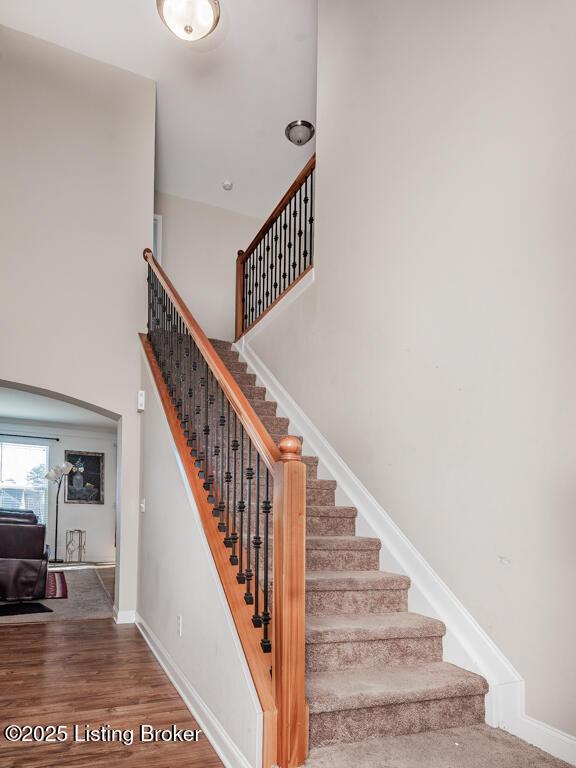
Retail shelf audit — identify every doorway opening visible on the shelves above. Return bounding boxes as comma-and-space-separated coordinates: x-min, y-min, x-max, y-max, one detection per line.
0, 385, 120, 625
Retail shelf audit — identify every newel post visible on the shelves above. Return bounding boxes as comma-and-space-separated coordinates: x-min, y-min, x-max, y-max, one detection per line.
273, 436, 308, 768
235, 250, 245, 341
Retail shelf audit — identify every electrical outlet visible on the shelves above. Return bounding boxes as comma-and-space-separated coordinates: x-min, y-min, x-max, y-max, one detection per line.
137, 390, 146, 412
177, 615, 183, 637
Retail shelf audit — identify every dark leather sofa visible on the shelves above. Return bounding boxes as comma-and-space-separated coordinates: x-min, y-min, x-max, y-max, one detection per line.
0, 509, 50, 601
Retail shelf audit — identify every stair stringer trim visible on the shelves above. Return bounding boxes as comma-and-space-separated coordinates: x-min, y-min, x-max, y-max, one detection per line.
235, 332, 576, 767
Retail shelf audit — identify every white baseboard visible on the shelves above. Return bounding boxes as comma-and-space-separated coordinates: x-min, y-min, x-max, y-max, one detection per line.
114, 607, 136, 624
497, 681, 576, 765
235, 333, 576, 767
136, 614, 254, 768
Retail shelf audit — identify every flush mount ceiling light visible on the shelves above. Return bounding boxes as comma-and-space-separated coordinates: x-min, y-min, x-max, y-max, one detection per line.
157, 0, 220, 41
285, 120, 315, 146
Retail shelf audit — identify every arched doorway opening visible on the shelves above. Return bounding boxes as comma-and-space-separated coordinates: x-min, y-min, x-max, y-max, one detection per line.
0, 380, 124, 623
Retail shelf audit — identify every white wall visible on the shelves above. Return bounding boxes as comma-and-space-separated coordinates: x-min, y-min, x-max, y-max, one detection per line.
0, 26, 156, 614
138, 353, 261, 768
155, 192, 259, 340
247, 0, 576, 737
0, 420, 117, 562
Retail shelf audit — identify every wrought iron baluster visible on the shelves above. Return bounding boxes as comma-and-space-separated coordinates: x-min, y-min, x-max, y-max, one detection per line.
176, 316, 183, 420
218, 388, 226, 531
282, 207, 288, 292
230, 411, 239, 565
237, 424, 245, 584
207, 371, 216, 508
298, 184, 303, 277
309, 167, 315, 266
243, 259, 248, 332
291, 193, 298, 283
303, 175, 309, 270
250, 253, 256, 326
207, 370, 215, 504
273, 219, 279, 302
181, 327, 190, 434
264, 232, 270, 313
244, 440, 253, 604
147, 265, 152, 336
252, 453, 262, 627
190, 341, 199, 458
261, 467, 272, 652
224, 401, 232, 546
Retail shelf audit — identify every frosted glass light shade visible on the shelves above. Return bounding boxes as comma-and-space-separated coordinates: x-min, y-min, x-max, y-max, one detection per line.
157, 0, 220, 41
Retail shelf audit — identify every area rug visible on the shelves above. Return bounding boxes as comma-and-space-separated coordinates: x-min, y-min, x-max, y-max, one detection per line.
0, 569, 111, 624
45, 571, 68, 599
0, 602, 53, 617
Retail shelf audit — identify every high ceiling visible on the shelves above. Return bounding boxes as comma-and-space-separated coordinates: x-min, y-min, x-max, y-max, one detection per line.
0, 0, 317, 218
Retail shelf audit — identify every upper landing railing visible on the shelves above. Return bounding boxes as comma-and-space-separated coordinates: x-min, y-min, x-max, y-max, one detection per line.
142, 249, 307, 768
235, 155, 315, 340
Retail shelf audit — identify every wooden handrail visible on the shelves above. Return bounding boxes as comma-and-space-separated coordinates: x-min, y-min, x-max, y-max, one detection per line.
235, 155, 316, 340
238, 154, 316, 266
144, 248, 280, 471
142, 249, 308, 768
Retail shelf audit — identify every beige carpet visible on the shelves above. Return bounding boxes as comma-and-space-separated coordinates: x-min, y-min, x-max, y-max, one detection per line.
305, 724, 572, 767
0, 567, 113, 624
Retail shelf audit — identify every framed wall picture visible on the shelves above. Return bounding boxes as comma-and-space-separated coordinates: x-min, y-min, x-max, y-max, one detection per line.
64, 451, 104, 504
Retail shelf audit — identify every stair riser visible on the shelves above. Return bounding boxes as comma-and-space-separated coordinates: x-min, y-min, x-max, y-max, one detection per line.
234, 373, 257, 388
307, 517, 356, 536
306, 589, 408, 616
303, 460, 319, 481
225, 361, 248, 375
261, 416, 290, 434
306, 549, 379, 571
251, 401, 277, 418
307, 489, 336, 506
239, 385, 267, 401
305, 637, 443, 673
309, 695, 485, 748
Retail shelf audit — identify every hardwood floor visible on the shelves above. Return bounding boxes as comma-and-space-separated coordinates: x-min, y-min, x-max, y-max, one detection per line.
0, 619, 223, 767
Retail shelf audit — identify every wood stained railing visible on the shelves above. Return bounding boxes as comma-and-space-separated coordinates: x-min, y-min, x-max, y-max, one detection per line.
142, 249, 308, 768
235, 155, 315, 340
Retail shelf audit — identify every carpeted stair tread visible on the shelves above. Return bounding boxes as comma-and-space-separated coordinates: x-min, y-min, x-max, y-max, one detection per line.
308, 505, 357, 518
306, 662, 488, 714
304, 724, 572, 768
270, 432, 304, 445
306, 570, 410, 591
306, 613, 446, 644
306, 535, 380, 551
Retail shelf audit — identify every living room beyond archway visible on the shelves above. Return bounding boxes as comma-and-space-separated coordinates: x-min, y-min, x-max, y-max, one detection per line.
0, 385, 119, 624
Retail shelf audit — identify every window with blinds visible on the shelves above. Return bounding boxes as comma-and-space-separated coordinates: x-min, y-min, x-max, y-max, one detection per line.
0, 442, 49, 524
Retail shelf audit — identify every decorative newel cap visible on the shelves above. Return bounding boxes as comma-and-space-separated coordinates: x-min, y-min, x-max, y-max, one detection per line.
143, 248, 153, 261
278, 435, 302, 462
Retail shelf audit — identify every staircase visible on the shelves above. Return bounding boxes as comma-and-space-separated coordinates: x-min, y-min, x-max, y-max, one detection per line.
209, 338, 489, 760
141, 155, 572, 768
